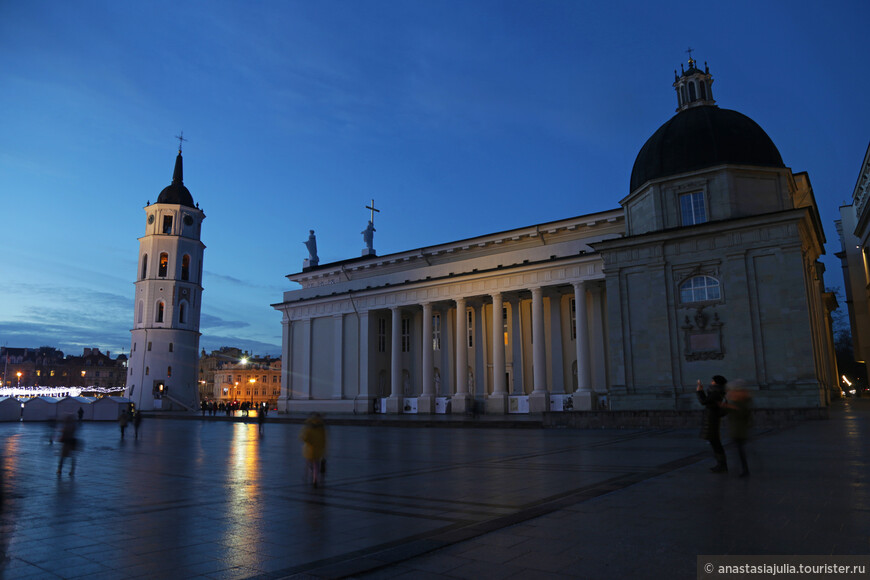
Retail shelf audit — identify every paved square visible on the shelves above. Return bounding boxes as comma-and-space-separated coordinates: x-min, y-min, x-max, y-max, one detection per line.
1, 401, 867, 579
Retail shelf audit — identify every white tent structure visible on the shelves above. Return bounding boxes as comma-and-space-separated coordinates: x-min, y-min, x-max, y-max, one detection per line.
57, 396, 96, 421
22, 397, 61, 421
93, 396, 132, 421
0, 397, 22, 422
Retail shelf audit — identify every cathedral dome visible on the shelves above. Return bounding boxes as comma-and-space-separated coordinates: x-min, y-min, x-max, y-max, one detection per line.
630, 106, 785, 193
156, 152, 195, 207
630, 59, 785, 193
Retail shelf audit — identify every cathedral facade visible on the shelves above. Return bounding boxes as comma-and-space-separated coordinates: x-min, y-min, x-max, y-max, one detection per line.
272, 60, 838, 414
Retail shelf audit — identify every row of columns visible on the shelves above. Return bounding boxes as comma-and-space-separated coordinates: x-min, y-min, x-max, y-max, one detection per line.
279, 281, 600, 414
411, 281, 597, 413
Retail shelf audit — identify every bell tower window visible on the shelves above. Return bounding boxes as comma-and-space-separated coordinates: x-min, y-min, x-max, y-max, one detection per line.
141, 254, 148, 279
156, 301, 165, 323
159, 253, 168, 277
181, 255, 190, 281
162, 215, 173, 234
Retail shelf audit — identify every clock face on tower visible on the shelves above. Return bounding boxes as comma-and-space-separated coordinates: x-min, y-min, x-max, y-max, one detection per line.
148, 214, 154, 224
183, 215, 194, 226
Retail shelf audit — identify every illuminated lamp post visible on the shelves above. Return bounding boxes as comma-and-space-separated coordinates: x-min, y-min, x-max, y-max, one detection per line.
16, 371, 22, 388
249, 377, 256, 406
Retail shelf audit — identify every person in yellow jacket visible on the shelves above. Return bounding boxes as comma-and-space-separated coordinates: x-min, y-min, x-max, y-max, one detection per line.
299, 413, 327, 487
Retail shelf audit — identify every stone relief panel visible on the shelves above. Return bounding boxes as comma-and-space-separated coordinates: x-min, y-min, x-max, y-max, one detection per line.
680, 306, 725, 361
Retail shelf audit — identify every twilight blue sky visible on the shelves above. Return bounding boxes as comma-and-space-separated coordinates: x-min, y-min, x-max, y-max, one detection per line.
1, 1, 867, 358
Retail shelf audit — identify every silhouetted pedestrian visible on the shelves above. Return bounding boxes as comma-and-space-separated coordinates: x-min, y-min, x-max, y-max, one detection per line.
697, 376, 728, 473
119, 410, 129, 439
723, 379, 752, 477
257, 406, 266, 435
133, 410, 142, 439
57, 415, 78, 476
77, 407, 84, 421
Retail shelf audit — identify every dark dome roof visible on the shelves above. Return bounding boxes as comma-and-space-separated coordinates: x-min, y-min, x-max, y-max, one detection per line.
629, 106, 785, 192
157, 183, 194, 206
156, 153, 195, 207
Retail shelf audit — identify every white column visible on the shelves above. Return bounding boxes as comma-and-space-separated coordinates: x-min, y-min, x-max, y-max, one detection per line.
419, 302, 435, 413
487, 292, 508, 414
455, 298, 467, 395
453, 297, 472, 413
573, 281, 596, 410
278, 315, 292, 413
333, 314, 343, 400
300, 318, 312, 400
387, 306, 403, 413
529, 287, 549, 412
509, 297, 523, 395
355, 310, 373, 413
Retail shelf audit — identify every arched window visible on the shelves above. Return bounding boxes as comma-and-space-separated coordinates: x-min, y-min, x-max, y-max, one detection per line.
159, 253, 169, 277
688, 82, 697, 101
181, 255, 190, 281
167, 366, 172, 377
681, 85, 687, 105
679, 276, 721, 303
156, 301, 165, 323
700, 80, 707, 100
179, 302, 187, 324
137, 301, 143, 324
141, 254, 148, 279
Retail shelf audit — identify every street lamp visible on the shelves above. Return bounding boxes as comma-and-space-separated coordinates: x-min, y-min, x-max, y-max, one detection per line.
16, 371, 22, 388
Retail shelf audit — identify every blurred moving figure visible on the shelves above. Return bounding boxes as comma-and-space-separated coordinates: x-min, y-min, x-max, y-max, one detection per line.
697, 375, 728, 473
56, 415, 79, 476
724, 379, 753, 478
299, 413, 327, 488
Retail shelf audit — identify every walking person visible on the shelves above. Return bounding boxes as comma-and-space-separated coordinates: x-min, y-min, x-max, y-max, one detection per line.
56, 415, 79, 476
133, 410, 142, 440
697, 375, 728, 473
723, 379, 753, 477
257, 405, 266, 435
299, 413, 327, 488
119, 410, 129, 439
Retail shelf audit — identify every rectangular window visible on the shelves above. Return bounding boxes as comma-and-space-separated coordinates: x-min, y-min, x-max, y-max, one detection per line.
680, 192, 707, 226
401, 318, 411, 353
148, 342, 152, 351
377, 317, 386, 353
162, 215, 173, 234
467, 310, 474, 348
50, 370, 55, 377
169, 343, 173, 352
432, 313, 441, 350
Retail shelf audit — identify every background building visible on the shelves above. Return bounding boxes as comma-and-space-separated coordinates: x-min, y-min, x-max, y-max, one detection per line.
1, 346, 127, 390
835, 142, 870, 386
200, 349, 281, 408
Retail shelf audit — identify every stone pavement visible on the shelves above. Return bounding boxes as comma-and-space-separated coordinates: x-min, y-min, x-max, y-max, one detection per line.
0, 400, 867, 579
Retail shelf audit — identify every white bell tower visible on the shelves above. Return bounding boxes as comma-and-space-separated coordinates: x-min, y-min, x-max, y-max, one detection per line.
126, 139, 206, 411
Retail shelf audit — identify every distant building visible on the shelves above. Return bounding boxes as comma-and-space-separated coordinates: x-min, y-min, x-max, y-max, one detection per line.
199, 349, 281, 407
273, 59, 838, 414
125, 146, 206, 411
0, 346, 127, 389
835, 142, 870, 381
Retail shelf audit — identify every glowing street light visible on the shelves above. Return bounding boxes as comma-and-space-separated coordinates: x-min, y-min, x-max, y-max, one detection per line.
16, 371, 22, 388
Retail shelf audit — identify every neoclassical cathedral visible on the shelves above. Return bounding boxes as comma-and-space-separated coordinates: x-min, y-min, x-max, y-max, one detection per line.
126, 146, 206, 411
272, 59, 838, 415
